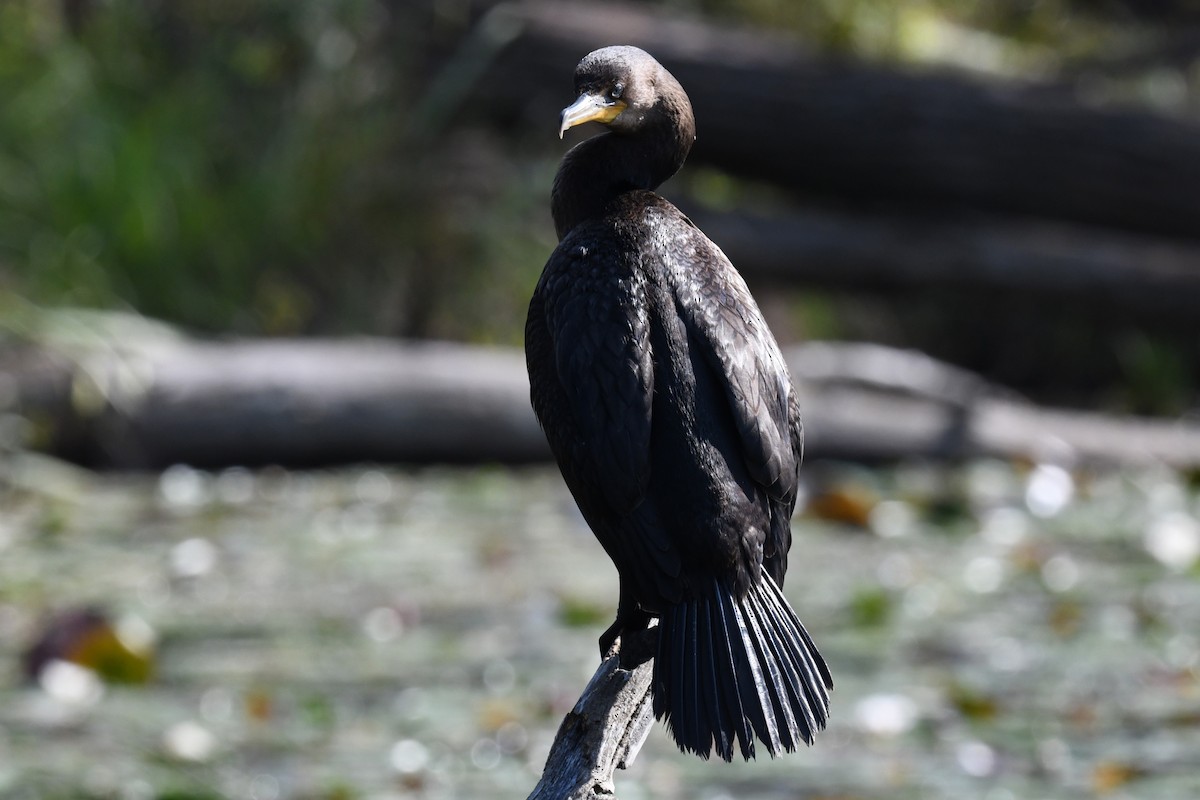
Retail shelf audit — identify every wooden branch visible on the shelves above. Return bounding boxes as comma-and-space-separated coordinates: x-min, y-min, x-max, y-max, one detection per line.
476, 1, 1200, 240
6, 328, 1200, 469
528, 630, 657, 800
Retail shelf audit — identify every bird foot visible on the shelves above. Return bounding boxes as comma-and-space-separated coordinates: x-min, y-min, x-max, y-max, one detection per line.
600, 612, 656, 669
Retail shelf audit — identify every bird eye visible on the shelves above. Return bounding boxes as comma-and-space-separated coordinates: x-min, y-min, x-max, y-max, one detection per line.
609, 83, 624, 101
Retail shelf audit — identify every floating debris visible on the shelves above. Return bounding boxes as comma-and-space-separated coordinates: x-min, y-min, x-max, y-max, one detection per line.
170, 537, 218, 578
38, 659, 104, 706
162, 720, 218, 763
1041, 553, 1081, 593
390, 739, 429, 774
855, 693, 919, 736
956, 739, 997, 777
24, 607, 154, 686
1144, 511, 1200, 571
361, 606, 404, 643
158, 464, 210, 510
963, 555, 1005, 594
1025, 463, 1074, 518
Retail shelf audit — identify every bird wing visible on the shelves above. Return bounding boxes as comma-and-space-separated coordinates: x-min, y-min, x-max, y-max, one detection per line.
665, 211, 801, 505
531, 236, 655, 515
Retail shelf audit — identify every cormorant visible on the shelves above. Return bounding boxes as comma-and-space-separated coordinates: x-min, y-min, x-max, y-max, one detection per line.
525, 45, 832, 762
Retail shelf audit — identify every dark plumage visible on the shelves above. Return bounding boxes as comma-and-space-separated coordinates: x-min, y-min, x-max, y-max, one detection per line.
525, 45, 832, 761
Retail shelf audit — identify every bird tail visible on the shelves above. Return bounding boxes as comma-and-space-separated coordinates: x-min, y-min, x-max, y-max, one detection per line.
652, 569, 832, 761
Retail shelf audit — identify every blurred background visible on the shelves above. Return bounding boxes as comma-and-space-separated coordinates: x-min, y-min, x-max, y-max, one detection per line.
1, 1, 1199, 798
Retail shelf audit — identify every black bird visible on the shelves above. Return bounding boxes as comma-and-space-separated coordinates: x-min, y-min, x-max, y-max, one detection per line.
525, 45, 832, 762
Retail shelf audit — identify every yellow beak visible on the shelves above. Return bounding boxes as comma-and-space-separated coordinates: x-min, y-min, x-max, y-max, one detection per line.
559, 93, 628, 139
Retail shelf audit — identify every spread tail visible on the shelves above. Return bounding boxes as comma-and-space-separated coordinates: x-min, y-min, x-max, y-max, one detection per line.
652, 569, 832, 761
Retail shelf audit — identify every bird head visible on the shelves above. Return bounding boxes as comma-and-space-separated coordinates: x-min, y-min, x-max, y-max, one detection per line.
559, 45, 684, 139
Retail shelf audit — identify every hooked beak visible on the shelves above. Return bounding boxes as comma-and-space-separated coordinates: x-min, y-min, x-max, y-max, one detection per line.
559, 92, 628, 139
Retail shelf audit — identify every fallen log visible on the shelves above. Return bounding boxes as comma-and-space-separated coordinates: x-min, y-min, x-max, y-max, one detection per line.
681, 205, 1200, 325
4, 322, 1200, 470
471, 1, 1200, 241
3, 335, 547, 468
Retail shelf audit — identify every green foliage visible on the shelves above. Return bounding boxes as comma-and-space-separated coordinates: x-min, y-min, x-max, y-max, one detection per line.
0, 1, 387, 331
1115, 331, 1196, 416
558, 595, 610, 628
946, 680, 1000, 721
848, 585, 894, 628
0, 0, 530, 337
667, 0, 1123, 66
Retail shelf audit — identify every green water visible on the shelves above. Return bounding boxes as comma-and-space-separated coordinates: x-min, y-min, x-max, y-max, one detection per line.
1, 456, 1198, 799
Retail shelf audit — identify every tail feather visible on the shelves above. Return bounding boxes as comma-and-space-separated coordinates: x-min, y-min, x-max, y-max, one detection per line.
752, 583, 817, 737
739, 591, 794, 752
684, 599, 711, 756
695, 595, 732, 758
666, 604, 688, 750
748, 576, 824, 744
724, 582, 783, 755
653, 568, 832, 761
708, 585, 755, 760
758, 573, 835, 734
742, 589, 801, 750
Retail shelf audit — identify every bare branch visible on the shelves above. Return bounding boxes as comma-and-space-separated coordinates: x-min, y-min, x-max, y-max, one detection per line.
528, 630, 657, 800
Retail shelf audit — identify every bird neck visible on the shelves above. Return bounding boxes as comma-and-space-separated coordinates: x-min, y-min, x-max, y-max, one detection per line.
551, 111, 695, 240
